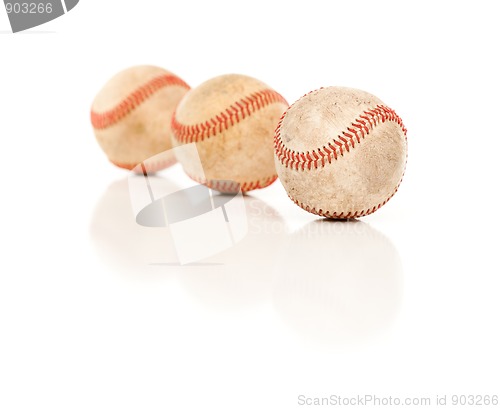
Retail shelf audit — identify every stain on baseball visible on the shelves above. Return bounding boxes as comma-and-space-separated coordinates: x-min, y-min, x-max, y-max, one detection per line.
171, 74, 288, 193
91, 65, 190, 172
274, 87, 407, 218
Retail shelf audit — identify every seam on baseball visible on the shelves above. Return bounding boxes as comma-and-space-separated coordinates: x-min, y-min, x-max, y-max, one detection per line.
186, 171, 278, 193
275, 104, 407, 171
275, 89, 408, 218
91, 74, 190, 130
171, 89, 288, 144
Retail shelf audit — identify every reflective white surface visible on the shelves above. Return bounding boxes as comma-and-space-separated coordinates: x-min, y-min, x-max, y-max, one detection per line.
1, 1, 500, 408
273, 219, 403, 346
92, 177, 403, 339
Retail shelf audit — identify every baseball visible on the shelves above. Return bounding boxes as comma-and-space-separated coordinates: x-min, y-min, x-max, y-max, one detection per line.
91, 65, 190, 172
171, 74, 288, 193
274, 87, 407, 218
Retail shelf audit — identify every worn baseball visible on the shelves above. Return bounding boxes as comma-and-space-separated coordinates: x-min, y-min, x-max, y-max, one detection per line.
274, 87, 407, 218
91, 65, 190, 172
171, 74, 288, 193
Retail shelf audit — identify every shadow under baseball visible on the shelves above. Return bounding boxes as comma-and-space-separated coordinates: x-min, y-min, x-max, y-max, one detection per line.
272, 219, 404, 347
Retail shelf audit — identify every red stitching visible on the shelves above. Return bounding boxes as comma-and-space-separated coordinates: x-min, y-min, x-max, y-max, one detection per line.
171, 89, 288, 143
275, 103, 407, 171
91, 74, 190, 130
186, 172, 277, 193
275, 90, 408, 218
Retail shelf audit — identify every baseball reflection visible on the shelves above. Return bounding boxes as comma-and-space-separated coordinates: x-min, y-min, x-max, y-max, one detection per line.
90, 176, 179, 279
273, 220, 403, 345
178, 196, 289, 309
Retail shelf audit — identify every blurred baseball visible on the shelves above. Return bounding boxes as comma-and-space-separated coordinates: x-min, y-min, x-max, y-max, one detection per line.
275, 87, 407, 218
171, 74, 288, 193
91, 65, 190, 172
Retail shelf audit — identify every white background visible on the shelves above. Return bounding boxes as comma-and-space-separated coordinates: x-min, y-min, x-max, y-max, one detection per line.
1, 1, 499, 408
